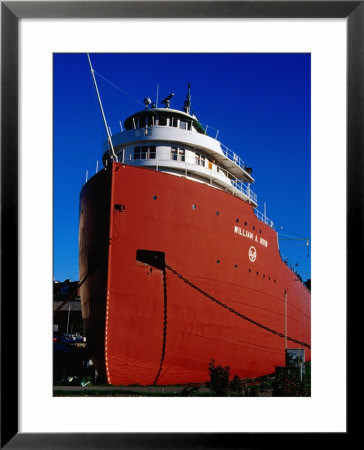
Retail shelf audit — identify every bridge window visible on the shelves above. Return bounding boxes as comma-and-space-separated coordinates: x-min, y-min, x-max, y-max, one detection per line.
147, 115, 155, 127
171, 117, 178, 127
124, 118, 133, 130
139, 116, 146, 128
158, 116, 167, 126
180, 120, 191, 130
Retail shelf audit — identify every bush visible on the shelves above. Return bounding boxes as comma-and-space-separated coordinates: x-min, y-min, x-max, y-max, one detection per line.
273, 365, 311, 397
229, 374, 243, 395
207, 359, 230, 396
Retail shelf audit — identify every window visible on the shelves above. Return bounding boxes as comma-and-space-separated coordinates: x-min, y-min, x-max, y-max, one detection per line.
172, 117, 178, 127
180, 120, 187, 130
139, 116, 146, 128
141, 146, 148, 159
196, 153, 205, 167
171, 147, 178, 161
158, 116, 167, 126
147, 115, 154, 127
171, 147, 185, 162
134, 145, 156, 160
134, 146, 141, 160
124, 118, 133, 130
149, 145, 156, 159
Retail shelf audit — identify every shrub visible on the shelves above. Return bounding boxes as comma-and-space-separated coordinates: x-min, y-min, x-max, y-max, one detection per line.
229, 374, 243, 395
207, 359, 230, 396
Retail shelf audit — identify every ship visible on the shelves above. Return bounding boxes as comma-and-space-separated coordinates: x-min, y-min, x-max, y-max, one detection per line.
79, 60, 311, 386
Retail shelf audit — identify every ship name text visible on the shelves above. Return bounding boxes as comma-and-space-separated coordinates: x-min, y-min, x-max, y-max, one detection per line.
234, 226, 268, 247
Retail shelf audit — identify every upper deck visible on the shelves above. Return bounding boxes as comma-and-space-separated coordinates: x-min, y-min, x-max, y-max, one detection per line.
104, 108, 254, 182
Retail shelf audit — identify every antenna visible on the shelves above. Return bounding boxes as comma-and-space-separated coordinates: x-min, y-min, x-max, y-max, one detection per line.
87, 54, 117, 161
184, 82, 191, 114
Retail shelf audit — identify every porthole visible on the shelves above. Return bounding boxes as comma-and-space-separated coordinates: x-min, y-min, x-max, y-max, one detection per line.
192, 204, 197, 210
274, 280, 276, 283
256, 271, 259, 276
253, 226, 255, 230
244, 221, 247, 226
217, 260, 220, 264
236, 218, 239, 223
234, 264, 238, 269
216, 211, 220, 216
248, 268, 251, 273
152, 195, 157, 200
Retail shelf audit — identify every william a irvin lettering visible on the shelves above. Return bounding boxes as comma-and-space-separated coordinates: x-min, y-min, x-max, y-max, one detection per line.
234, 226, 268, 247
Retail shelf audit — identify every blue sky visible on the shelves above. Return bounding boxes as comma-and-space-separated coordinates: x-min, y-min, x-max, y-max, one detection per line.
54, 53, 311, 282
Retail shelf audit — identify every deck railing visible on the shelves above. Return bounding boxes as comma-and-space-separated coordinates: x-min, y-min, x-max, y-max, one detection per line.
254, 208, 274, 228
83, 154, 260, 207
219, 143, 248, 173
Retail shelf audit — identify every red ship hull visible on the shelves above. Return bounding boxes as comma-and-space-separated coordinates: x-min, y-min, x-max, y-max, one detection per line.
79, 162, 310, 385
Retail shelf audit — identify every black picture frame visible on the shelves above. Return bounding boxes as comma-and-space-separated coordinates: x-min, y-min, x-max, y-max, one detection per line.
1, 1, 359, 448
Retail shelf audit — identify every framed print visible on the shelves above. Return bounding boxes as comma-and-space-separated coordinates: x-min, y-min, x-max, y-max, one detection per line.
1, 1, 360, 448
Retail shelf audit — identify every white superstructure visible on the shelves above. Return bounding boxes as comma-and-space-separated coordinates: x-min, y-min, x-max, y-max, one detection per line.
103, 90, 258, 207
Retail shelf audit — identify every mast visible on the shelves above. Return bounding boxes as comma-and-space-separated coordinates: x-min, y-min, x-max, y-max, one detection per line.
184, 82, 191, 114
87, 54, 117, 161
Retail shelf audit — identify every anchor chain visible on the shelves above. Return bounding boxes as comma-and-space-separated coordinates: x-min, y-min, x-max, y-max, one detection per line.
165, 264, 311, 350
153, 266, 168, 385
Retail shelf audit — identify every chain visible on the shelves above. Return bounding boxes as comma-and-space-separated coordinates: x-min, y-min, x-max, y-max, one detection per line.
153, 267, 168, 385
165, 264, 311, 350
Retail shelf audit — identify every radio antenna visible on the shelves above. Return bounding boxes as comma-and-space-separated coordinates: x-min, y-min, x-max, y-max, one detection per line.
87, 54, 117, 161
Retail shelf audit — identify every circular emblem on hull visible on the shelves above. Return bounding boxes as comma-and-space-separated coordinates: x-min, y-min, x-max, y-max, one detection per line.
249, 246, 257, 262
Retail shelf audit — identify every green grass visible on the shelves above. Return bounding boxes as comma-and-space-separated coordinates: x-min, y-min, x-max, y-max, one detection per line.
53, 362, 311, 397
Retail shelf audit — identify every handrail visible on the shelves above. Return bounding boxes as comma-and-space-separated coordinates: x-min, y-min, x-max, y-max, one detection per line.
254, 209, 274, 228
219, 143, 247, 172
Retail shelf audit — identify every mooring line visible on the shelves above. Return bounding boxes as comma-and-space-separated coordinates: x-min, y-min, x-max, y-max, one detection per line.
166, 264, 311, 350
153, 267, 168, 385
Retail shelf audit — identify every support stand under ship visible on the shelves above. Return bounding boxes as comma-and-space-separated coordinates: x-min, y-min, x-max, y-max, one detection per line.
79, 58, 311, 385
